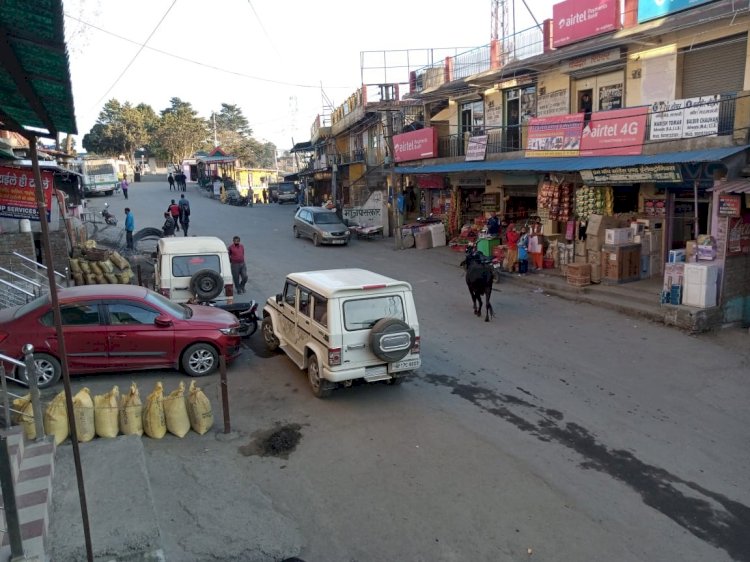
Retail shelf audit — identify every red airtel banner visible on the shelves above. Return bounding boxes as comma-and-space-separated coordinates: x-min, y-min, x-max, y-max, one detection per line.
393, 128, 438, 162
553, 0, 620, 48
579, 106, 648, 156
0, 166, 54, 221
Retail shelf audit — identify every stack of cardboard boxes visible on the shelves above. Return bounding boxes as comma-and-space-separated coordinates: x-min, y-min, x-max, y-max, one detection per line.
633, 219, 664, 280
582, 214, 620, 283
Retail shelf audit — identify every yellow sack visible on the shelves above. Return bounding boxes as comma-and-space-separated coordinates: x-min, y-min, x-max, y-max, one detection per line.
12, 394, 36, 440
73, 388, 95, 442
98, 259, 115, 274
79, 260, 91, 274
187, 381, 213, 435
44, 391, 69, 445
119, 382, 143, 436
143, 382, 166, 439
164, 382, 190, 438
94, 386, 120, 438
110, 251, 129, 271
89, 262, 103, 276
69, 257, 82, 273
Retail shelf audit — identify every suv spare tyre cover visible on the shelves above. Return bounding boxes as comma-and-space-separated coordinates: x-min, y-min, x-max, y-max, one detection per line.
190, 269, 224, 301
369, 318, 415, 363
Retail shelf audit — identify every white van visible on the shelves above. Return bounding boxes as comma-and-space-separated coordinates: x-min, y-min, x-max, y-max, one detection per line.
262, 269, 421, 397
153, 236, 234, 304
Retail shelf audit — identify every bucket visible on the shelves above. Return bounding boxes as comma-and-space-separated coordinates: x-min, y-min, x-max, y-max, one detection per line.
543, 258, 555, 269
19, 219, 31, 233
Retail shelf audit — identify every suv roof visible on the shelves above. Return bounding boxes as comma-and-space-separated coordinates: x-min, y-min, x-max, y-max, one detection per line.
158, 236, 227, 253
287, 269, 411, 296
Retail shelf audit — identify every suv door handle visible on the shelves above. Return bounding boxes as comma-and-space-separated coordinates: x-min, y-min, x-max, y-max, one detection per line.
347, 343, 365, 350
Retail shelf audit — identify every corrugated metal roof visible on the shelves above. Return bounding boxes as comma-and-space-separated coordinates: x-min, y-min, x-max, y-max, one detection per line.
709, 179, 750, 194
0, 0, 77, 136
395, 145, 750, 175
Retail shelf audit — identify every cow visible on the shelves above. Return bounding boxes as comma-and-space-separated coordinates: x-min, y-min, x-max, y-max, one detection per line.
460, 245, 495, 322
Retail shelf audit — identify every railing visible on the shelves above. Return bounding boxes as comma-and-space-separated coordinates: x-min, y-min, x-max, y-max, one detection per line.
453, 45, 492, 81
0, 251, 68, 309
338, 149, 366, 165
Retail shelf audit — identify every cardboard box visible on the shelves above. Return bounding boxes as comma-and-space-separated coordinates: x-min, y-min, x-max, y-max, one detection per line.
645, 231, 663, 256
668, 249, 686, 263
575, 240, 587, 257
585, 234, 603, 252
685, 241, 697, 262
630, 222, 646, 237
589, 262, 601, 283
586, 214, 620, 237
636, 218, 664, 230
605, 228, 634, 245
650, 255, 663, 277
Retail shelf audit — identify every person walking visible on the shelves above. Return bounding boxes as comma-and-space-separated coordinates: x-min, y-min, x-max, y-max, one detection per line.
162, 212, 176, 237
178, 193, 190, 222
228, 236, 248, 294
180, 212, 190, 237
168, 199, 181, 232
262, 188, 268, 205
120, 176, 129, 200
168, 173, 175, 191
124, 208, 135, 250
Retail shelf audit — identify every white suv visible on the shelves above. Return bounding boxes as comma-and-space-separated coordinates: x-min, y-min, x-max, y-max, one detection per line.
262, 269, 421, 397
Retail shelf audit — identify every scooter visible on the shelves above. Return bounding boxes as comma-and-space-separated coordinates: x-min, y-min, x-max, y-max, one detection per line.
196, 299, 259, 338
101, 203, 117, 226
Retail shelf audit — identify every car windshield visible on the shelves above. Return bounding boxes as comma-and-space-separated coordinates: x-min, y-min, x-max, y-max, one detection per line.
144, 290, 190, 319
172, 255, 221, 278
314, 212, 343, 225
14, 294, 50, 318
343, 295, 405, 331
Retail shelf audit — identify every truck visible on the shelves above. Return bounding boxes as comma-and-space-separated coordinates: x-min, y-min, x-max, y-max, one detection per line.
74, 158, 121, 196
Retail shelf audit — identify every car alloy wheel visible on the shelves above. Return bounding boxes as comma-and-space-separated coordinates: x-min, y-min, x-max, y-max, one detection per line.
182, 343, 219, 376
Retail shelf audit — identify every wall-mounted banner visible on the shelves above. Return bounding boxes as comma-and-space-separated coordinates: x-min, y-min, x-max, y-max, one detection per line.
638, 0, 716, 23
526, 113, 584, 157
0, 166, 54, 221
718, 194, 742, 217
393, 128, 438, 162
580, 164, 683, 184
579, 106, 648, 156
343, 206, 383, 228
465, 135, 488, 162
415, 175, 445, 189
553, 0, 620, 48
649, 95, 721, 140
537, 89, 570, 117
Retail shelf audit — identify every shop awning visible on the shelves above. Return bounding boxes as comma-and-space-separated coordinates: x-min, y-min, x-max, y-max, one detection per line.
395, 145, 750, 175
708, 178, 750, 194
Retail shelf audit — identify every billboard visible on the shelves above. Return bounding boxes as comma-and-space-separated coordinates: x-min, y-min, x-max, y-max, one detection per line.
638, 0, 717, 23
649, 96, 721, 140
0, 166, 54, 221
579, 107, 649, 156
526, 113, 584, 157
553, 0, 620, 48
393, 128, 438, 163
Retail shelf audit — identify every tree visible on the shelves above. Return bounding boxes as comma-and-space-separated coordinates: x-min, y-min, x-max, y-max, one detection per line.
81, 99, 155, 163
151, 98, 209, 163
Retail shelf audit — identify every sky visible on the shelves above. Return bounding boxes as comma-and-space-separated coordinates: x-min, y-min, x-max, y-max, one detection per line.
62, 0, 548, 152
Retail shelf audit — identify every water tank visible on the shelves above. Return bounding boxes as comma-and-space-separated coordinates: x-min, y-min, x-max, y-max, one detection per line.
19, 219, 31, 233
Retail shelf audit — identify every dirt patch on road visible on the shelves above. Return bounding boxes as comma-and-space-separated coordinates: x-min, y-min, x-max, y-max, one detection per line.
239, 423, 303, 459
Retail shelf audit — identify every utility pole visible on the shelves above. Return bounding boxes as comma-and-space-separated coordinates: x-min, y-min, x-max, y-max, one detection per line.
383, 109, 401, 249
213, 113, 218, 148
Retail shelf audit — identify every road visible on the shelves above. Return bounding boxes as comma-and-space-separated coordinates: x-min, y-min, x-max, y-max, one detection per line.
55, 179, 750, 561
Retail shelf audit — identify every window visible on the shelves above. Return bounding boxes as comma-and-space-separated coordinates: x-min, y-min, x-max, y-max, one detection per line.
172, 255, 221, 277
343, 295, 404, 331
312, 295, 328, 327
107, 303, 159, 325
298, 288, 311, 317
461, 100, 484, 136
42, 303, 101, 326
283, 281, 297, 306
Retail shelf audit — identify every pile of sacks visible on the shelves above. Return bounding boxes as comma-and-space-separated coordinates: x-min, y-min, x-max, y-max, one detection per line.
13, 381, 213, 444
69, 242, 133, 286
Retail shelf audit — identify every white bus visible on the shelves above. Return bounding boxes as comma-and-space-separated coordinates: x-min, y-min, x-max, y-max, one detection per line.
74, 158, 121, 196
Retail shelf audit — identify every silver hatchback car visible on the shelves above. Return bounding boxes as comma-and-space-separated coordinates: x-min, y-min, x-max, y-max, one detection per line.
293, 207, 351, 246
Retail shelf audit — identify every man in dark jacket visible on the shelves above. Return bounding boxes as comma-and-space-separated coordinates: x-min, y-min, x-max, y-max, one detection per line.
162, 212, 176, 237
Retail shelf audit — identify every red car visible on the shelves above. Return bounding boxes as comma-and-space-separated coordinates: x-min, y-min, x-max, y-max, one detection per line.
0, 284, 242, 389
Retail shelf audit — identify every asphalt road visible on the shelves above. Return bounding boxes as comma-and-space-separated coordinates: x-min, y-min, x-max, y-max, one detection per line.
51, 179, 750, 561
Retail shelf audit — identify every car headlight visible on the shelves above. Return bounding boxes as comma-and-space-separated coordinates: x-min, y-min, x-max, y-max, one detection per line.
219, 327, 239, 336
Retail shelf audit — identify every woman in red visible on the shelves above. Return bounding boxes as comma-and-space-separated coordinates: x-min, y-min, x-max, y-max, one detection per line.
505, 224, 520, 272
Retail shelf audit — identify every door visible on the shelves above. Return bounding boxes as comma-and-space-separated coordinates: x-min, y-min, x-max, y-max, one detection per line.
105, 300, 174, 369
42, 302, 107, 371
505, 93, 520, 150
340, 292, 406, 368
292, 286, 313, 355
277, 281, 299, 346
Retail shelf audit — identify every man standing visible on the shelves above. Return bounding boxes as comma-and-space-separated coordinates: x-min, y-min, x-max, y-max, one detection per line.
124, 208, 134, 250
121, 176, 129, 200
162, 212, 176, 237
262, 188, 268, 205
178, 194, 190, 232
168, 173, 175, 191
228, 236, 248, 294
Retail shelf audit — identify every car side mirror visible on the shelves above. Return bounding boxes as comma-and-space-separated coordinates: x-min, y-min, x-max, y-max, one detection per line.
154, 315, 173, 327
275, 294, 283, 304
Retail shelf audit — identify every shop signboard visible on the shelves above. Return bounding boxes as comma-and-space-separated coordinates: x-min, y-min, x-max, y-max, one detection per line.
0, 165, 54, 221
525, 113, 584, 157
342, 206, 383, 229
726, 216, 750, 255
579, 107, 648, 156
465, 135, 488, 162
580, 164, 683, 184
537, 89, 569, 117
562, 48, 620, 72
718, 194, 741, 217
649, 96, 721, 140
553, 0, 620, 48
393, 128, 438, 163
638, 0, 716, 23
416, 175, 445, 189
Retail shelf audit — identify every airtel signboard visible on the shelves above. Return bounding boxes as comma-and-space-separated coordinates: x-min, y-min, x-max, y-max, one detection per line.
553, 0, 620, 48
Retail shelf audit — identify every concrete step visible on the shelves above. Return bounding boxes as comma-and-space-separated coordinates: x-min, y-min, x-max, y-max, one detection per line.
0, 435, 55, 561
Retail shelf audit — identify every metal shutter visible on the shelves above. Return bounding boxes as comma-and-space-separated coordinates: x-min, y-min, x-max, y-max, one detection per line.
682, 34, 747, 97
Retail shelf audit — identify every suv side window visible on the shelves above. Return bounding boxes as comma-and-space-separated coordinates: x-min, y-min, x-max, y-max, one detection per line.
172, 255, 221, 277
343, 295, 404, 331
298, 287, 310, 317
312, 294, 328, 327
283, 281, 297, 306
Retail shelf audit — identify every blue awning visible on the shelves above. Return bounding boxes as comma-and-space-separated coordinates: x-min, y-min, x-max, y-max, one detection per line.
395, 145, 749, 174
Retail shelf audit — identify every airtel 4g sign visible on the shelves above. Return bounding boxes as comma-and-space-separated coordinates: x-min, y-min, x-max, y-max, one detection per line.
580, 107, 649, 156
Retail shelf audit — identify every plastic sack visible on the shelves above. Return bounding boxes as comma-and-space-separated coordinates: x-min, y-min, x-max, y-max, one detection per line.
44, 391, 69, 445
94, 386, 120, 438
164, 381, 190, 438
12, 394, 36, 440
143, 382, 166, 439
73, 388, 95, 442
187, 381, 213, 435
119, 382, 143, 436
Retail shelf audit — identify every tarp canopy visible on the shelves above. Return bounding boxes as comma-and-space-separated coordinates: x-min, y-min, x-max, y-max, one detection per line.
395, 146, 750, 175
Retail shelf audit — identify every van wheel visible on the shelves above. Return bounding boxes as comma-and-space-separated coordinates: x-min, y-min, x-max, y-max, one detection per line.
190, 269, 223, 301
307, 355, 331, 398
312, 234, 320, 247
262, 317, 279, 351
293, 226, 300, 238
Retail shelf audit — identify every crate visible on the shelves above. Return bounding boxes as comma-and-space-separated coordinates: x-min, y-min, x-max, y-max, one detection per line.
566, 263, 592, 277
567, 273, 591, 287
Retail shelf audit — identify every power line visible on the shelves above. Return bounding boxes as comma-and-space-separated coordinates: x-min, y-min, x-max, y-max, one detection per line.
90, 0, 178, 110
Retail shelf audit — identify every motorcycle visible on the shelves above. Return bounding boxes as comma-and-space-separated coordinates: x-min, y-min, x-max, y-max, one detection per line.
101, 203, 117, 226
195, 299, 258, 338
